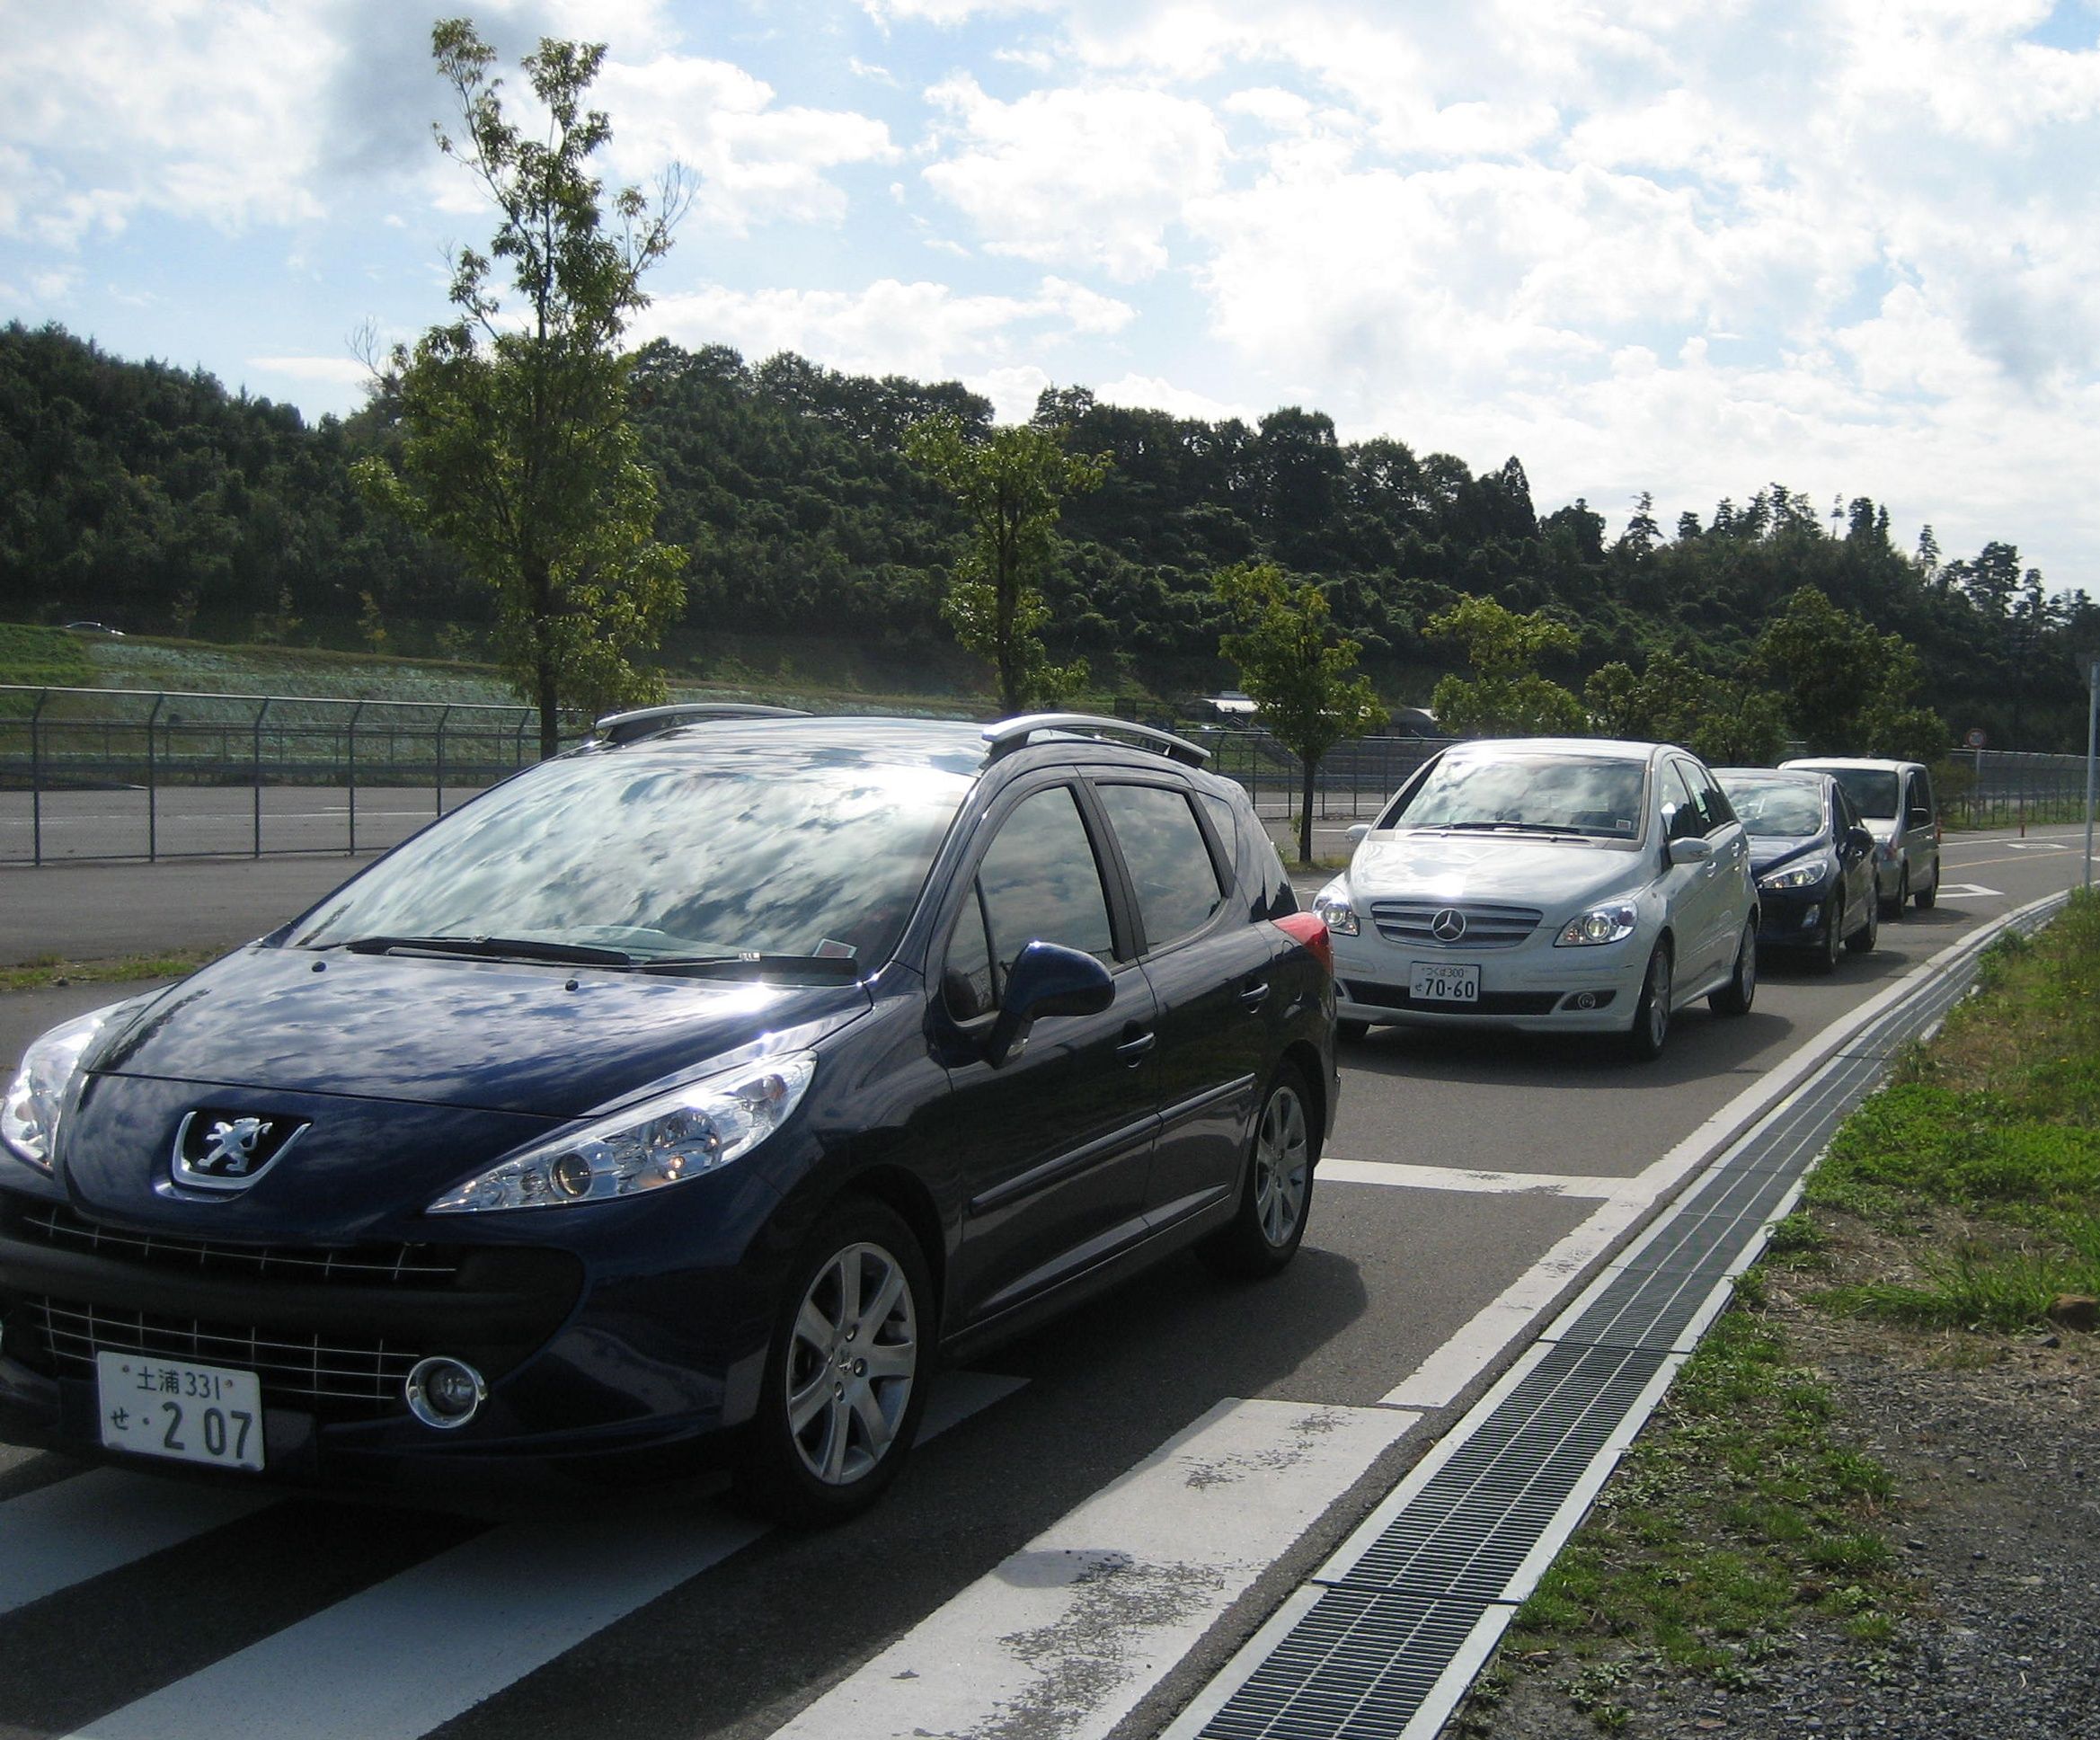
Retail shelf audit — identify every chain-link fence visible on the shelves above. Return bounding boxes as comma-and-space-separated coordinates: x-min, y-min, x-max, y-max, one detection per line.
0, 687, 570, 864
3, 685, 2089, 864
1943, 748, 2095, 830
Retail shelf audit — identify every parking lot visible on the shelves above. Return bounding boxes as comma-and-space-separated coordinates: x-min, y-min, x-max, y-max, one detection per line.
0, 829, 2090, 1740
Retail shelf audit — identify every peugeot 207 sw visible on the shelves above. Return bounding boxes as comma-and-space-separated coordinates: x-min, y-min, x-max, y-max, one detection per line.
1313, 738, 1759, 1060
0, 711, 1336, 1522
1712, 768, 1879, 972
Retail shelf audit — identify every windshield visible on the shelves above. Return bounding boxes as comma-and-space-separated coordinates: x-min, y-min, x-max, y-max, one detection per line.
1812, 767, 1900, 821
1381, 754, 1647, 840
1720, 777, 1826, 838
289, 742, 975, 972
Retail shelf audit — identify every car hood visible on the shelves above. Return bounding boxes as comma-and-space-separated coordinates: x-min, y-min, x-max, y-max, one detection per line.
1346, 831, 1647, 912
1748, 834, 1830, 875
93, 945, 870, 1120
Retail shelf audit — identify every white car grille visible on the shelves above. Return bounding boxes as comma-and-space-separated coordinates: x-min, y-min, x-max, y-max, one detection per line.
1367, 901, 1543, 949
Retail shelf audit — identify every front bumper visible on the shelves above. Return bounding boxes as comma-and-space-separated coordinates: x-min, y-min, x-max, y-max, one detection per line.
1755, 883, 1833, 951
1331, 934, 1649, 1033
0, 1173, 788, 1491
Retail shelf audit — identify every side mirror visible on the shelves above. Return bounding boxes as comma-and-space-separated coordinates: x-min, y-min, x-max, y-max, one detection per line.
1667, 836, 1715, 866
984, 941, 1114, 1067
1346, 823, 1371, 846
1848, 825, 1874, 856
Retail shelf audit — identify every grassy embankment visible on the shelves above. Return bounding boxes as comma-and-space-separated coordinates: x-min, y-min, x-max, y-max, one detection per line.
1457, 890, 2100, 1735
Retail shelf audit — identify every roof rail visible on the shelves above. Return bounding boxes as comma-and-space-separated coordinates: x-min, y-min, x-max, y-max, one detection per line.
591, 702, 810, 746
981, 712, 1211, 767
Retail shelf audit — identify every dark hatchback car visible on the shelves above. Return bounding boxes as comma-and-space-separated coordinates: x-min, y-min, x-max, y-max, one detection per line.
0, 712, 1335, 1522
1711, 768, 1878, 973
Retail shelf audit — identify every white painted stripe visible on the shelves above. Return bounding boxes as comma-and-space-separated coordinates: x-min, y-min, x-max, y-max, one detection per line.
767, 1398, 1417, 1740
0, 1472, 274, 1616
1935, 883, 2002, 898
66, 1370, 1024, 1740
1320, 1159, 1633, 1200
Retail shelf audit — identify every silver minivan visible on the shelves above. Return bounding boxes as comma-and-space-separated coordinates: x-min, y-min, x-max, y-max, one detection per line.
1779, 757, 1940, 915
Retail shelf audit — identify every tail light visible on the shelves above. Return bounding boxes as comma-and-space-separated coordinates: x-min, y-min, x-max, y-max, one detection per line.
1272, 911, 1333, 973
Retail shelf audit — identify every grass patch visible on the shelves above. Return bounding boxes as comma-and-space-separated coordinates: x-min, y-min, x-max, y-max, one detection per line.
0, 623, 95, 687
0, 949, 217, 992
1804, 890, 2100, 1330
1501, 1304, 1909, 1717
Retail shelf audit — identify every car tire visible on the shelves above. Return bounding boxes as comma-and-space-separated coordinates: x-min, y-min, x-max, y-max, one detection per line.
1336, 1018, 1369, 1043
1709, 919, 1758, 1016
1197, 1063, 1316, 1280
1912, 868, 1936, 910
1811, 895, 1842, 975
1846, 889, 1878, 955
1625, 941, 1673, 1061
1882, 868, 1908, 921
733, 1196, 933, 1526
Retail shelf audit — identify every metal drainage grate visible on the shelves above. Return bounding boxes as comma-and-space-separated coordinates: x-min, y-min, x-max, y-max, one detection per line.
1200, 1590, 1490, 1740
1327, 1343, 1670, 1601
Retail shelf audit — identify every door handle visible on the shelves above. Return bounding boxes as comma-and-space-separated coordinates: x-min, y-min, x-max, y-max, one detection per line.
1116, 1028, 1156, 1064
1238, 981, 1272, 1009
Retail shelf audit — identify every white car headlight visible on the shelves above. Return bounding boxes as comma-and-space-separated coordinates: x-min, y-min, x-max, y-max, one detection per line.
2, 1000, 138, 1174
1555, 903, 1640, 947
1312, 881, 1360, 937
429, 1052, 816, 1213
1759, 862, 1826, 891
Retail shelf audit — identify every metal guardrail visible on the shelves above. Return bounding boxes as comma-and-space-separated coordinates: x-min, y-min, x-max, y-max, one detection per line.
0, 686, 572, 864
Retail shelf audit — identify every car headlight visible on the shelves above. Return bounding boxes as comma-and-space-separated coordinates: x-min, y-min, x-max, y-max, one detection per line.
1759, 862, 1827, 891
2, 1001, 137, 1174
1312, 882, 1360, 937
429, 1052, 816, 1213
1555, 903, 1640, 947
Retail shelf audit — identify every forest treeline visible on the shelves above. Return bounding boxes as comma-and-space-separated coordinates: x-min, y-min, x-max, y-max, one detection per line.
3, 320, 2095, 750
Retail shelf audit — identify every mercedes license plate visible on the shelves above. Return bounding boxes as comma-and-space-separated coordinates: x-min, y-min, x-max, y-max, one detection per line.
1410, 962, 1481, 1004
96, 1351, 265, 1471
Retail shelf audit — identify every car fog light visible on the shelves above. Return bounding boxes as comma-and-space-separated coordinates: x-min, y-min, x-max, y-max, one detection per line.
1574, 991, 1597, 1009
405, 1356, 487, 1430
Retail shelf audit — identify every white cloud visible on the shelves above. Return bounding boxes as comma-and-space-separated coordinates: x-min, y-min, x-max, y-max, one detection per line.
1094, 373, 1254, 423
246, 354, 373, 386
641, 275, 1134, 385
922, 77, 1228, 280
595, 57, 896, 235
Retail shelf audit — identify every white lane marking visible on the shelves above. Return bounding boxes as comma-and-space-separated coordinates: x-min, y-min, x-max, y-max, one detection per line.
767, 1398, 1416, 1740
1934, 883, 2002, 899
66, 1370, 1023, 1740
0, 1471, 274, 1616
2000, 841, 2069, 851
1321, 1159, 1635, 1200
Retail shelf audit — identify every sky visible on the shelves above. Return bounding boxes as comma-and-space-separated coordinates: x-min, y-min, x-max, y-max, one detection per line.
4, 0, 2098, 595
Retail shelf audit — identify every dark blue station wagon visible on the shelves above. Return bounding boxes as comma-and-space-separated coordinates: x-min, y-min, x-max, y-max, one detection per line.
1, 712, 1337, 1521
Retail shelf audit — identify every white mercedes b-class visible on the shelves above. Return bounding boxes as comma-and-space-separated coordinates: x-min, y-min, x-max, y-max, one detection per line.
1312, 738, 1759, 1061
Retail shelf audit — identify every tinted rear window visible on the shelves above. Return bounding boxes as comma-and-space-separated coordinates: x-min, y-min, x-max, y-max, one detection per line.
1099, 784, 1225, 948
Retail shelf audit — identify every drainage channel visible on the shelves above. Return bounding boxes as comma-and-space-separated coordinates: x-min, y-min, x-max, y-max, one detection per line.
1165, 892, 2070, 1740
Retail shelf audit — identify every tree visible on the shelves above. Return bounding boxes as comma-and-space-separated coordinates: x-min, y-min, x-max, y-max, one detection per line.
1423, 595, 1586, 737
1756, 586, 1945, 758
1213, 561, 1387, 865
355, 19, 688, 758
906, 413, 1108, 713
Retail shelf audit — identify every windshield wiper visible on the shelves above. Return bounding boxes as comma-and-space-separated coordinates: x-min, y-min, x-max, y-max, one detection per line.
337, 935, 636, 966
631, 953, 864, 981
1434, 821, 1589, 839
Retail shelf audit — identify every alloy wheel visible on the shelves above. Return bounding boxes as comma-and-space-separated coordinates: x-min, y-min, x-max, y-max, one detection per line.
784, 1239, 919, 1487
1254, 1085, 1310, 1248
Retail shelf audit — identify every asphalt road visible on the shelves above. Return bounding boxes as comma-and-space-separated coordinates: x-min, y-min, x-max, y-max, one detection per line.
0, 827, 2090, 1740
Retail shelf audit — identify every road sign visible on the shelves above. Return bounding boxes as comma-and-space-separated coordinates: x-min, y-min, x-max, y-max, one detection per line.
1963, 727, 1987, 749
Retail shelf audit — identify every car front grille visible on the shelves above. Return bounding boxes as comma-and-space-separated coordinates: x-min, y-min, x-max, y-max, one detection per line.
11, 1199, 460, 1287
1367, 901, 1543, 949
13, 1294, 421, 1420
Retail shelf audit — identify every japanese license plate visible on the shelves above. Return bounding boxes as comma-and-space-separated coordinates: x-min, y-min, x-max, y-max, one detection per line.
96, 1351, 265, 1471
1410, 962, 1481, 1004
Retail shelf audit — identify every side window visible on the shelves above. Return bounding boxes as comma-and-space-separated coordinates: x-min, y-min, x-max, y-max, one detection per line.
1908, 772, 1934, 821
1099, 783, 1227, 950
975, 786, 1116, 989
1664, 764, 1705, 839
942, 883, 997, 1020
1695, 767, 1734, 828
